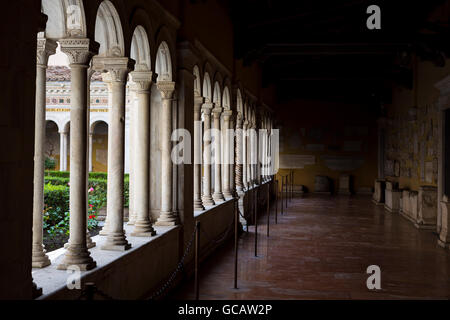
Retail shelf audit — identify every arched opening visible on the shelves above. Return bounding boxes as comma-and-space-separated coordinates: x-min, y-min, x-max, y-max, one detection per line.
131, 26, 151, 71
155, 41, 172, 81
45, 120, 60, 171
95, 0, 125, 57
90, 121, 108, 172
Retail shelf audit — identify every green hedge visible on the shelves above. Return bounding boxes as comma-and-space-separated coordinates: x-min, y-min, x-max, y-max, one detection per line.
44, 174, 130, 208
45, 171, 129, 180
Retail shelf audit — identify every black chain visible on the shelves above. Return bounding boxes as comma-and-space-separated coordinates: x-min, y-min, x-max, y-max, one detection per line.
148, 225, 197, 300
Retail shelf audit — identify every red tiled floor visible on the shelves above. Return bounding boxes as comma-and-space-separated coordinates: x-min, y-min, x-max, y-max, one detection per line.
169, 194, 450, 300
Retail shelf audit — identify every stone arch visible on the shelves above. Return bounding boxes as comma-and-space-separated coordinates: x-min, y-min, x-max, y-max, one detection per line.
128, 8, 156, 68
203, 72, 212, 102
41, 0, 87, 39
155, 41, 172, 81
222, 86, 231, 110
90, 114, 109, 133
130, 25, 151, 71
94, 0, 125, 57
213, 81, 221, 106
193, 65, 202, 96
236, 88, 243, 117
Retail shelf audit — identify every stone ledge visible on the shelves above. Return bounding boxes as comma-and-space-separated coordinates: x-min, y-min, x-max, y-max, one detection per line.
34, 224, 178, 299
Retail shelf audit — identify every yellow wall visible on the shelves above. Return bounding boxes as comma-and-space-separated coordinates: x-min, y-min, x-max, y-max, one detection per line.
275, 99, 378, 193
385, 56, 450, 191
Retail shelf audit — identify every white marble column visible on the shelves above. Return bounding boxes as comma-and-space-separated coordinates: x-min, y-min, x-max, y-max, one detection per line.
194, 95, 205, 211
201, 103, 215, 206
94, 57, 134, 250
32, 38, 56, 268
88, 132, 93, 172
155, 81, 179, 226
235, 113, 244, 194
129, 71, 156, 236
57, 38, 98, 270
127, 84, 138, 225
229, 114, 237, 197
212, 106, 225, 202
59, 131, 68, 171
243, 120, 249, 190
222, 110, 233, 199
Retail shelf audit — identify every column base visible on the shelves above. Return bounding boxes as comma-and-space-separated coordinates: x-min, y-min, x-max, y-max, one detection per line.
194, 199, 205, 211
99, 226, 109, 236
213, 192, 225, 202
57, 244, 96, 271
202, 195, 215, 207
86, 231, 96, 249
32, 244, 51, 268
101, 232, 131, 251
223, 190, 233, 200
131, 221, 156, 237
32, 282, 42, 299
155, 211, 179, 226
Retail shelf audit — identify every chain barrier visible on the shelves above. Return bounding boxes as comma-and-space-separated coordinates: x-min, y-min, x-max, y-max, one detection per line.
148, 224, 198, 300
200, 210, 236, 246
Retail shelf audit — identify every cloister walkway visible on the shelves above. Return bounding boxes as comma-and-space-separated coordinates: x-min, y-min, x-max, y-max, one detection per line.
170, 194, 450, 299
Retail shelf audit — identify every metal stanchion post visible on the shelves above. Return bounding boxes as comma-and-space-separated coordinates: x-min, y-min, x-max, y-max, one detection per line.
275, 179, 278, 224
266, 182, 270, 237
254, 183, 258, 257
194, 221, 200, 300
285, 175, 288, 209
281, 176, 284, 215
234, 198, 238, 289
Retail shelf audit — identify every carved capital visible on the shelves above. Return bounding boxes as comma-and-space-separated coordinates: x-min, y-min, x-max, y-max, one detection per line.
201, 102, 214, 115
212, 106, 223, 118
129, 71, 153, 93
36, 38, 57, 67
194, 95, 204, 112
93, 56, 134, 83
59, 38, 99, 66
222, 109, 233, 121
156, 81, 176, 99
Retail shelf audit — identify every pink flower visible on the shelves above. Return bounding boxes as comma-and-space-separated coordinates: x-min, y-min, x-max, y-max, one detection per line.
88, 187, 94, 193
67, 182, 70, 186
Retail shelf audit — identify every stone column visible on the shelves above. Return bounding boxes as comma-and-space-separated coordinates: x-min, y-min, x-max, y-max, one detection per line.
212, 106, 225, 202
127, 83, 137, 225
59, 131, 68, 171
222, 110, 233, 199
32, 38, 56, 268
155, 81, 179, 226
93, 57, 134, 250
193, 95, 205, 210
129, 71, 156, 236
201, 103, 215, 206
235, 113, 244, 194
243, 120, 249, 190
57, 38, 98, 270
229, 113, 237, 197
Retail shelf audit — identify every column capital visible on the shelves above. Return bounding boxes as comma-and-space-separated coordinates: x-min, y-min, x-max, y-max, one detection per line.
36, 38, 57, 67
129, 71, 153, 93
222, 109, 233, 121
194, 95, 205, 110
201, 102, 214, 114
156, 81, 176, 99
212, 106, 223, 118
92, 56, 135, 83
59, 38, 99, 66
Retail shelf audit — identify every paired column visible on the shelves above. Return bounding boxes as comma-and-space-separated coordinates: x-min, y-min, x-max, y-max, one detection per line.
57, 38, 98, 270
129, 71, 156, 236
32, 38, 56, 268
222, 110, 233, 199
235, 113, 244, 194
155, 81, 179, 226
193, 95, 205, 211
93, 56, 134, 250
201, 103, 215, 206
59, 131, 68, 171
212, 106, 225, 202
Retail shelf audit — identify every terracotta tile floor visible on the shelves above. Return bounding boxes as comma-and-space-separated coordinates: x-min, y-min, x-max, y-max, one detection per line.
170, 195, 450, 300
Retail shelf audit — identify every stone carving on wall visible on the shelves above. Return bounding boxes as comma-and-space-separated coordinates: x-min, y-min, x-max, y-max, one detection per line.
321, 155, 364, 171
279, 154, 315, 169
